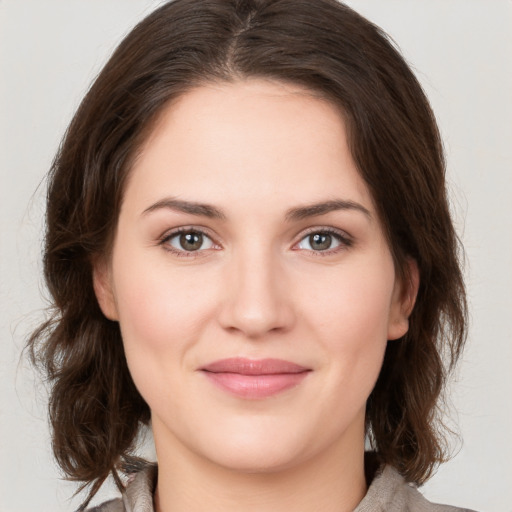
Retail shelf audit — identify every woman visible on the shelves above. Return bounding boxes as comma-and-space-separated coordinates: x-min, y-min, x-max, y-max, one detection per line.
28, 0, 471, 510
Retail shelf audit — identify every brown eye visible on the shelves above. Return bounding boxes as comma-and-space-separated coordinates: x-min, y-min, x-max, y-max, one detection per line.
309, 233, 332, 251
296, 230, 349, 253
166, 230, 214, 253
180, 232, 203, 251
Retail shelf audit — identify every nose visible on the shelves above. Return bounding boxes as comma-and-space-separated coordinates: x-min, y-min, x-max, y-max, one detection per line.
218, 247, 296, 339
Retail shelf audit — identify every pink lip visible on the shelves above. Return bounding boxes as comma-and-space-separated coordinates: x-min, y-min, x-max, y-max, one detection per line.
200, 358, 311, 399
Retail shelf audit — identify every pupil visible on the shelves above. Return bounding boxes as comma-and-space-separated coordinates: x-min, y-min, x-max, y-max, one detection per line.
310, 233, 331, 251
180, 232, 202, 251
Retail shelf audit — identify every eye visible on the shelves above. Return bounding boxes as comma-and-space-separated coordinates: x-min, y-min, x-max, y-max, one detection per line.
163, 229, 216, 254
296, 229, 351, 254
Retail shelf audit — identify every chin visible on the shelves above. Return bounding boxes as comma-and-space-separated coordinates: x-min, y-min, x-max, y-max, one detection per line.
206, 444, 307, 475
190, 418, 322, 475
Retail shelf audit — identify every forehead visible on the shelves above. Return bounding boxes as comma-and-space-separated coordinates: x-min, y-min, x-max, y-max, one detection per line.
124, 78, 374, 218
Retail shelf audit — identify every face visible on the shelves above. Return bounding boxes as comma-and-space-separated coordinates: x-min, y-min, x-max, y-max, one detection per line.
94, 79, 416, 474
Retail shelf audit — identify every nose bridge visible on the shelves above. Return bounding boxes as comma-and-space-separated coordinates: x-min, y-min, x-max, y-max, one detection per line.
219, 239, 294, 338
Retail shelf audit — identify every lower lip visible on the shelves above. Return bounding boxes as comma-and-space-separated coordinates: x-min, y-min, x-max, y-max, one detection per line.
202, 371, 309, 399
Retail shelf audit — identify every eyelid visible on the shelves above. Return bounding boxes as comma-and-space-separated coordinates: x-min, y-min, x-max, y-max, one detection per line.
158, 225, 222, 258
292, 226, 354, 255
157, 225, 353, 258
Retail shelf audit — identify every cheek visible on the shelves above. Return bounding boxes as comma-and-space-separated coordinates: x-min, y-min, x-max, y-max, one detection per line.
301, 256, 395, 391
111, 249, 219, 370
111, 256, 223, 412
305, 257, 395, 340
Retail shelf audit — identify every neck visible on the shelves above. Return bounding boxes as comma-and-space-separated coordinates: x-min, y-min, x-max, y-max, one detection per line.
153, 422, 367, 512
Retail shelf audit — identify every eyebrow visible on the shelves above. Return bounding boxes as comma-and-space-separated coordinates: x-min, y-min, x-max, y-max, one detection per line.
142, 198, 227, 220
142, 197, 371, 222
284, 199, 372, 222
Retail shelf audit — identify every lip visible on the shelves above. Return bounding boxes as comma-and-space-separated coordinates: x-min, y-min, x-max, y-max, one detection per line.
199, 358, 311, 399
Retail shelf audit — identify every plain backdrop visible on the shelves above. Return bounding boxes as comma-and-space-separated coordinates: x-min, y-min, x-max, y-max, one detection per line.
1, 1, 511, 510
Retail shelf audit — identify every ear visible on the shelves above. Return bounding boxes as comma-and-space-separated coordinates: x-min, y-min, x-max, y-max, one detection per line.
387, 258, 420, 341
92, 256, 119, 321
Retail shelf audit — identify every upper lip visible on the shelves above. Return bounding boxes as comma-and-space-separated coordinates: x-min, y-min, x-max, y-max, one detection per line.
200, 358, 310, 375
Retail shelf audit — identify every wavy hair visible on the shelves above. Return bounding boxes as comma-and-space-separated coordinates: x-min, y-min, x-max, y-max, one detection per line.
28, 0, 467, 508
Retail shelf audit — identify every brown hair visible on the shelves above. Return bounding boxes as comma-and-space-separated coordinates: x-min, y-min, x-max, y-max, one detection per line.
28, 0, 467, 508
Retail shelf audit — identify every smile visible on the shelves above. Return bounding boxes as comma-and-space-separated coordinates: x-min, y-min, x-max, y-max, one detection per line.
200, 358, 311, 399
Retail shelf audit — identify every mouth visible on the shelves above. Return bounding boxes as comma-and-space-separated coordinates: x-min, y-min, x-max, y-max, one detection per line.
199, 358, 311, 399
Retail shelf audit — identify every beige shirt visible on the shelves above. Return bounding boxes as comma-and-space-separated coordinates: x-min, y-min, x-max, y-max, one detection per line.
88, 463, 475, 512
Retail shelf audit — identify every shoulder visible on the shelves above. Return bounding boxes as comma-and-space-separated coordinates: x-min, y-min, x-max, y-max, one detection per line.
86, 463, 157, 512
355, 465, 477, 512
87, 462, 477, 512
86, 498, 125, 512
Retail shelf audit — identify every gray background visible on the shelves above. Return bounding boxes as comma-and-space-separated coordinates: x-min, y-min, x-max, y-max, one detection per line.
1, 1, 511, 510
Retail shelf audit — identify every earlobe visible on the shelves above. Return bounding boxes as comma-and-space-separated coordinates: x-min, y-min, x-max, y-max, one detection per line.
387, 258, 420, 340
92, 257, 119, 321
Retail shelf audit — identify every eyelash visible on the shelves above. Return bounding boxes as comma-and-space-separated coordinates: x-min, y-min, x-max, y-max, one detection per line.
158, 226, 353, 258
158, 226, 219, 258
296, 227, 353, 257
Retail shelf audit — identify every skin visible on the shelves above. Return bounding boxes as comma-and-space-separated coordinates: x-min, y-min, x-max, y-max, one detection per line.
94, 79, 418, 512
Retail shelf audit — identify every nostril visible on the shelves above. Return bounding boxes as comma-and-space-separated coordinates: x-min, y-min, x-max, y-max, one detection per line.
218, 299, 295, 338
